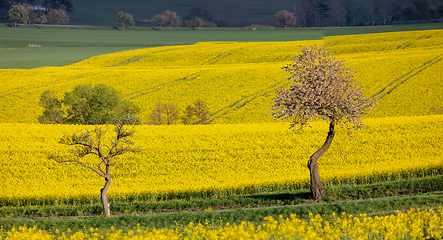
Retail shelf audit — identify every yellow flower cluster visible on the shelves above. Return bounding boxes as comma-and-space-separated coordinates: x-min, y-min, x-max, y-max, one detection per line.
3, 207, 443, 239
0, 30, 441, 123
0, 115, 442, 205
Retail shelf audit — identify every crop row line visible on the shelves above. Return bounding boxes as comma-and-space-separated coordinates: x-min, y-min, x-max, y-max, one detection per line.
209, 79, 290, 122
0, 70, 102, 98
124, 72, 202, 100
106, 48, 179, 67
370, 56, 442, 100
206, 50, 238, 65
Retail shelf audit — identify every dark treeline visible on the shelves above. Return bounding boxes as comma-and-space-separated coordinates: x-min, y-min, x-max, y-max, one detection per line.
1, 0, 443, 27
0, 0, 72, 23
292, 0, 443, 27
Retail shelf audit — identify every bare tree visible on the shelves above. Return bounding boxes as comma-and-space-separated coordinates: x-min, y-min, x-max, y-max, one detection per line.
148, 101, 179, 125
163, 103, 179, 125
275, 10, 296, 28
182, 99, 210, 125
48, 114, 142, 217
438, 4, 443, 22
328, 0, 345, 26
193, 99, 209, 124
272, 46, 374, 200
46, 8, 69, 24
295, 0, 317, 27
28, 9, 47, 25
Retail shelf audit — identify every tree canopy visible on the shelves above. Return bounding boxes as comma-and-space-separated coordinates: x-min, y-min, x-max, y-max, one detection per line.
44, 0, 74, 13
272, 45, 374, 200
275, 10, 296, 28
151, 14, 168, 30
8, 4, 28, 28
116, 11, 134, 30
39, 84, 139, 125
47, 8, 69, 24
272, 45, 372, 130
49, 114, 141, 217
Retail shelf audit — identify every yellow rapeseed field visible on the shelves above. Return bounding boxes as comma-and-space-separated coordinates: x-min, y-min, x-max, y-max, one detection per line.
0, 115, 442, 205
0, 30, 442, 123
0, 29, 442, 237
3, 207, 442, 239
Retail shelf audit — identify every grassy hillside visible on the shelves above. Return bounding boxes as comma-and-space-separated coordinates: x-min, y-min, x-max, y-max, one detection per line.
1, 23, 442, 69
0, 27, 325, 69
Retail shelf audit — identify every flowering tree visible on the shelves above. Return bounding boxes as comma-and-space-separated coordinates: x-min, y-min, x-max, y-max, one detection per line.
275, 10, 296, 28
272, 46, 373, 200
48, 114, 142, 217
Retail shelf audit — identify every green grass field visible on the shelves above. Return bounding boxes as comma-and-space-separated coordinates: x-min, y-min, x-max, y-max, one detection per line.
1, 22, 442, 69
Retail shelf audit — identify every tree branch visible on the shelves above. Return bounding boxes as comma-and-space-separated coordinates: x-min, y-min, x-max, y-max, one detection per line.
48, 153, 106, 178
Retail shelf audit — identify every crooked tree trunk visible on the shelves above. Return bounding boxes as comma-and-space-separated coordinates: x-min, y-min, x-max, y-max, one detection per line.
101, 176, 112, 217
307, 122, 335, 200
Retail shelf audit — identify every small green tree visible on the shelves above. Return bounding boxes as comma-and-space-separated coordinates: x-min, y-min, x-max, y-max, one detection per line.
47, 8, 69, 25
49, 114, 142, 217
8, 5, 28, 28
182, 99, 210, 125
151, 14, 168, 30
116, 11, 134, 30
38, 90, 64, 124
38, 84, 139, 125
272, 46, 373, 200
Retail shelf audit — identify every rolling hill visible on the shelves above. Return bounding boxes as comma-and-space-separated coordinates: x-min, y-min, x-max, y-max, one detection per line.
0, 29, 442, 124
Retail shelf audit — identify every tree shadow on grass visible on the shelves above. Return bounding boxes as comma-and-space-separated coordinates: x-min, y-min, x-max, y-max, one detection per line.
245, 191, 311, 204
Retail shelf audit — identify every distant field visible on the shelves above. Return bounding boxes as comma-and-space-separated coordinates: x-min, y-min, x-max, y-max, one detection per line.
1, 29, 442, 124
1, 22, 442, 69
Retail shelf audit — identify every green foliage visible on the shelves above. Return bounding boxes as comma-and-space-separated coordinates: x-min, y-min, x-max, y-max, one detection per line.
38, 91, 64, 124
116, 11, 135, 30
0, 186, 441, 234
184, 18, 218, 28
151, 14, 168, 29
45, 0, 74, 13
46, 9, 69, 25
8, 5, 28, 27
38, 84, 139, 125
